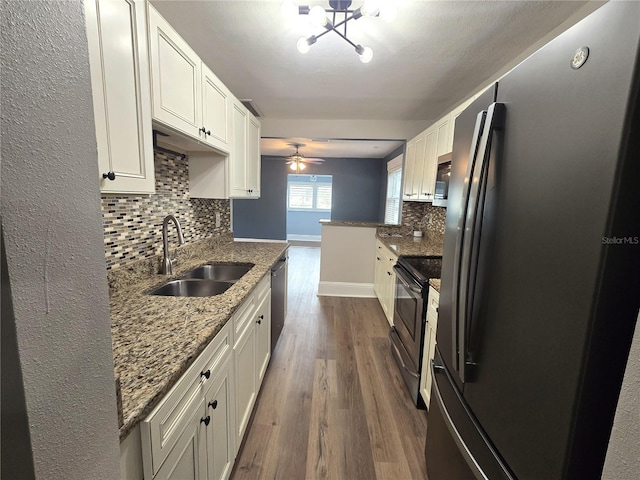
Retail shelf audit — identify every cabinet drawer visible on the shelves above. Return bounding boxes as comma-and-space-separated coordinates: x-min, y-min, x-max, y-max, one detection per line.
141, 321, 231, 478
254, 272, 270, 303
233, 293, 256, 345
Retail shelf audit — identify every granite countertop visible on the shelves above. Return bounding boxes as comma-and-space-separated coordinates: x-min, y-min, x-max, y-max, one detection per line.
429, 278, 441, 293
109, 235, 288, 439
376, 233, 444, 257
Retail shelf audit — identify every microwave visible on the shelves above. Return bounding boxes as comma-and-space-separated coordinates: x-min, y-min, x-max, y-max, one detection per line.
432, 153, 452, 207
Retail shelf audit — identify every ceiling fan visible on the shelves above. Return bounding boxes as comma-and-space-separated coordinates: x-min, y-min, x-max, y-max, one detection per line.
285, 143, 324, 172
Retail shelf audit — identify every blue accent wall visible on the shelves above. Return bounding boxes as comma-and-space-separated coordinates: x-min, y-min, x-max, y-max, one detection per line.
233, 155, 387, 239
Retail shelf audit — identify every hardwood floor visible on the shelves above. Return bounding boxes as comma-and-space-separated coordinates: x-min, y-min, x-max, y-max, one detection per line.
231, 246, 428, 479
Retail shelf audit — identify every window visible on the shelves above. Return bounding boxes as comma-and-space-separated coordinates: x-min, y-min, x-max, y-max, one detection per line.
385, 155, 403, 224
287, 175, 332, 212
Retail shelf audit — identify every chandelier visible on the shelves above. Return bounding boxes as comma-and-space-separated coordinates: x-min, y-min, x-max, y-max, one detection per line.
282, 0, 397, 63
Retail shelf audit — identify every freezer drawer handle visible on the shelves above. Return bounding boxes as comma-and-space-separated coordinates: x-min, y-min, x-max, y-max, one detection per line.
431, 361, 489, 480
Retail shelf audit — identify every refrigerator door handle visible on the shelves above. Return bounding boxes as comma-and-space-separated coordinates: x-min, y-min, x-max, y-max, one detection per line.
451, 110, 487, 376
431, 360, 489, 480
457, 102, 506, 382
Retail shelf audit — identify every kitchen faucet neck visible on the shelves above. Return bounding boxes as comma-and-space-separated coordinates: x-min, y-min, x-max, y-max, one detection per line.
161, 214, 185, 275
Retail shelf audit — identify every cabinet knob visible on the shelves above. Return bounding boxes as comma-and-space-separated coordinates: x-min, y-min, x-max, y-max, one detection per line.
208, 400, 218, 410
256, 314, 263, 325
102, 171, 116, 181
387, 271, 392, 276
201, 416, 210, 426
206, 129, 211, 136
376, 257, 380, 260
199, 126, 206, 134
201, 369, 211, 380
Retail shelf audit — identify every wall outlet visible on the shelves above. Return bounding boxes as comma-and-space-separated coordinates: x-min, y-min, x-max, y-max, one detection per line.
215, 212, 221, 228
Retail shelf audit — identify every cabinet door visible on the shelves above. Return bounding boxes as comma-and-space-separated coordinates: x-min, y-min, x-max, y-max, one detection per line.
201, 64, 230, 153
402, 139, 417, 200
374, 242, 385, 303
419, 129, 437, 200
85, 0, 155, 194
229, 101, 248, 197
255, 292, 271, 384
234, 320, 256, 448
435, 115, 451, 157
154, 397, 208, 480
246, 115, 261, 197
412, 132, 427, 201
204, 356, 234, 480
148, 4, 202, 138
383, 253, 397, 326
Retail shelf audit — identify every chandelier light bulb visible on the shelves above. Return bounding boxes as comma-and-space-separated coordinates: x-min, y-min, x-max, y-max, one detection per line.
290, 162, 298, 171
298, 162, 306, 171
356, 45, 374, 63
309, 5, 329, 28
379, 2, 397, 22
362, 0, 381, 17
297, 36, 312, 53
280, 0, 297, 19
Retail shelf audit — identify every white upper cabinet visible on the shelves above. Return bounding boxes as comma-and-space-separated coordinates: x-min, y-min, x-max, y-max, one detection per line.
229, 99, 261, 198
201, 64, 231, 152
147, 5, 231, 154
402, 138, 417, 200
85, 0, 155, 194
148, 4, 202, 140
419, 129, 437, 200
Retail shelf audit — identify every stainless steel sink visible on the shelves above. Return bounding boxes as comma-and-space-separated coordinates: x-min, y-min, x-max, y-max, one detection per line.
183, 263, 254, 282
150, 279, 234, 297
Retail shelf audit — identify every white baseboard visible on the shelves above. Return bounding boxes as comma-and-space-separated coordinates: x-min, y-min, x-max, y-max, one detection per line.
317, 281, 376, 298
287, 234, 321, 242
233, 237, 288, 243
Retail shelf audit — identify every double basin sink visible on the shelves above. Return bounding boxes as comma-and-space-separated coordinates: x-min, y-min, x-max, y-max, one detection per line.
150, 263, 254, 297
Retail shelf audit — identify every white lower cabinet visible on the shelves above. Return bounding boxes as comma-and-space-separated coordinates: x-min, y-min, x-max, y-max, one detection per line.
153, 396, 207, 480
139, 273, 272, 480
374, 239, 398, 326
233, 274, 271, 449
420, 286, 440, 408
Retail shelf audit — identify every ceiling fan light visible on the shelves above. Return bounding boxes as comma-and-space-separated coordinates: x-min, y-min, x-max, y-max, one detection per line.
309, 5, 330, 28
290, 162, 298, 171
298, 162, 306, 171
356, 45, 374, 63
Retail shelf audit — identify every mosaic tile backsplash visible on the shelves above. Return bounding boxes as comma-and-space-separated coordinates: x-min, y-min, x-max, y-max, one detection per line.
401, 201, 446, 243
102, 152, 231, 270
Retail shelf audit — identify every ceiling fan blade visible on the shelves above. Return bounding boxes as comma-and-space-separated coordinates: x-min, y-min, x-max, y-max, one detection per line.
304, 158, 325, 163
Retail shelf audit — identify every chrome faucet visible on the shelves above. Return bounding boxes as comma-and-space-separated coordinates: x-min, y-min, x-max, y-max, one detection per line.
161, 214, 185, 275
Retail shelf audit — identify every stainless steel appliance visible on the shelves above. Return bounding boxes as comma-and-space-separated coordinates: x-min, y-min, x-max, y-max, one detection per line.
426, 3, 640, 479
390, 256, 441, 407
270, 250, 288, 352
432, 153, 452, 207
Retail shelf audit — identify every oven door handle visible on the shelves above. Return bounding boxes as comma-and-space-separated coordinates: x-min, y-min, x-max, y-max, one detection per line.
393, 266, 422, 294
391, 337, 420, 379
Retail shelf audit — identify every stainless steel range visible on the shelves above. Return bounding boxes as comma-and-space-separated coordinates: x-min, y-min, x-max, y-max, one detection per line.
390, 255, 442, 408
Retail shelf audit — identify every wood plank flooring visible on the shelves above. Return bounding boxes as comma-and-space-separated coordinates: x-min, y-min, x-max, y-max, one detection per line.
231, 246, 428, 479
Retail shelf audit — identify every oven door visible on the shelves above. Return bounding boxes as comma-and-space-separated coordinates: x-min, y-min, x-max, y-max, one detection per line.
392, 265, 425, 368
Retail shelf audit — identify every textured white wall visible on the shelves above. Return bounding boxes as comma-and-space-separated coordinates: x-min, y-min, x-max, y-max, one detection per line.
603, 313, 640, 479
1, 1, 121, 478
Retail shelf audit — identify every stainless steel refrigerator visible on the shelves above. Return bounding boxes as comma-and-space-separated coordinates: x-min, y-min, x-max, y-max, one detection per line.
426, 2, 640, 479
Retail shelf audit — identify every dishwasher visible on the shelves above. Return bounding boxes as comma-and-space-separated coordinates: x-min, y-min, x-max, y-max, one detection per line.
270, 249, 288, 352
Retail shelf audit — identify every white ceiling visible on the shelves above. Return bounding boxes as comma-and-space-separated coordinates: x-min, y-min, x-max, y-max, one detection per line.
150, 0, 598, 157
260, 137, 404, 157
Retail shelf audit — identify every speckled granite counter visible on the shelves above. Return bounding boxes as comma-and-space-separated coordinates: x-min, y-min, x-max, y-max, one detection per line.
376, 233, 444, 257
319, 219, 395, 228
109, 235, 288, 439
429, 278, 441, 293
